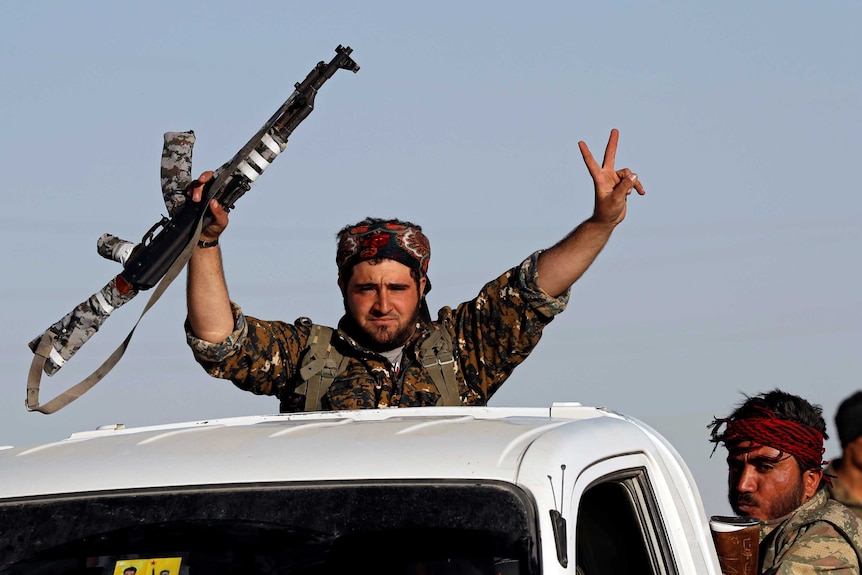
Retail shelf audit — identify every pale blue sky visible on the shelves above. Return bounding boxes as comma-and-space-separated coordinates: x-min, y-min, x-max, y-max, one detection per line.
2, 1, 860, 513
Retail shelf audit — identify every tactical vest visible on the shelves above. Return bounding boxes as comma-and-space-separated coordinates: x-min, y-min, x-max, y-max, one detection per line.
294, 324, 462, 412
761, 495, 862, 574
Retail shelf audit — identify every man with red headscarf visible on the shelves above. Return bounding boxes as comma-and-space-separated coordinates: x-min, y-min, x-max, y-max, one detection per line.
710, 389, 862, 574
184, 129, 644, 411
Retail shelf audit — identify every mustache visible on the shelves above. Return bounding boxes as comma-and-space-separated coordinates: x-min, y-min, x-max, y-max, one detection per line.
733, 492, 758, 507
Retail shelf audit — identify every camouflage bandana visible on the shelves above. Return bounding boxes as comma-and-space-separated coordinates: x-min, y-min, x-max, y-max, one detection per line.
336, 221, 431, 288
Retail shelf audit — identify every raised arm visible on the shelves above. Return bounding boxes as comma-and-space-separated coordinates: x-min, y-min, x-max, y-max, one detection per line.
186, 171, 236, 343
536, 129, 645, 297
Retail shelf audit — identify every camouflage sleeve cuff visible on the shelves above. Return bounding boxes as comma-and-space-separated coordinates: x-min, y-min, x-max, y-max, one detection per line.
517, 250, 570, 317
184, 302, 248, 363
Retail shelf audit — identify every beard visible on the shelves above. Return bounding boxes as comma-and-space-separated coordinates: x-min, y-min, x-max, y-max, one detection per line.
363, 312, 419, 351
729, 476, 806, 521
344, 302, 421, 353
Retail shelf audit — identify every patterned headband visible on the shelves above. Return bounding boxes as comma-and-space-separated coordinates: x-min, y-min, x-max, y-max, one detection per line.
336, 220, 431, 279
710, 407, 825, 469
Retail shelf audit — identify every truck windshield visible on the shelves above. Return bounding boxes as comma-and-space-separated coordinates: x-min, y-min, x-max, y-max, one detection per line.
0, 480, 537, 575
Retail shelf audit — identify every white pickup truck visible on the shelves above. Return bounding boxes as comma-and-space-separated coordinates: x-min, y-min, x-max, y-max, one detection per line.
0, 404, 722, 574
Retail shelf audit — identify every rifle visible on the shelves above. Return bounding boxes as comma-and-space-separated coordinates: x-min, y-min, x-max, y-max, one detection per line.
26, 45, 360, 414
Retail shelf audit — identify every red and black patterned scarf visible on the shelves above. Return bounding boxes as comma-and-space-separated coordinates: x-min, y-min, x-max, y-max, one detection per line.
336, 221, 431, 286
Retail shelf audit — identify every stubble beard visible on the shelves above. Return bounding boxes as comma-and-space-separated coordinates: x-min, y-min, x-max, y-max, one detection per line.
729, 476, 806, 521
349, 304, 421, 352
366, 311, 419, 351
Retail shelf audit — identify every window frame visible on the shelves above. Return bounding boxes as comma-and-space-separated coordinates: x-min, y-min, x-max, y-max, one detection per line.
572, 455, 679, 575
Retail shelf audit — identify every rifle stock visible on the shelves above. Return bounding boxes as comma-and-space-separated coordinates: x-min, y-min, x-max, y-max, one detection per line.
26, 45, 359, 412
710, 515, 760, 575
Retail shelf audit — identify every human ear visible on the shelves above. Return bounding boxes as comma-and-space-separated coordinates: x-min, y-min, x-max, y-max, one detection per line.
802, 468, 823, 500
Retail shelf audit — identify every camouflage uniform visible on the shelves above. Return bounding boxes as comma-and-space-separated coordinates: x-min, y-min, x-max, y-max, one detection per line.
759, 487, 862, 574
827, 460, 862, 521
186, 251, 568, 411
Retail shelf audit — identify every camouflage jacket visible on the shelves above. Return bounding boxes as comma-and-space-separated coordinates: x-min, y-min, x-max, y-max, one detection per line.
759, 488, 862, 574
186, 251, 568, 411
827, 460, 862, 521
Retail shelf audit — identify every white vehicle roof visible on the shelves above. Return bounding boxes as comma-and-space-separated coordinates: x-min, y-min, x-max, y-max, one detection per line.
0, 403, 689, 501
1, 403, 723, 574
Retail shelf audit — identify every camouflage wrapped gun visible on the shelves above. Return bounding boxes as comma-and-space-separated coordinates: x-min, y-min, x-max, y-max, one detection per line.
26, 45, 360, 414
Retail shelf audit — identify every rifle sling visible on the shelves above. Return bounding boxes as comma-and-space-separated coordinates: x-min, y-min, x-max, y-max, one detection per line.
25, 216, 204, 414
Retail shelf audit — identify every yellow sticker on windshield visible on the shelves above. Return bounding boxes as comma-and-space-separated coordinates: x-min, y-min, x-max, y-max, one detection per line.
113, 557, 183, 575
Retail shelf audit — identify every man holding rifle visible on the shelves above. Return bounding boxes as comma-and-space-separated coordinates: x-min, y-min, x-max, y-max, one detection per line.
709, 389, 862, 574
184, 129, 643, 412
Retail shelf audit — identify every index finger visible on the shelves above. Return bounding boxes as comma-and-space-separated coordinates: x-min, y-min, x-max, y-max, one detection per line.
578, 140, 600, 177
602, 128, 620, 171
189, 171, 214, 203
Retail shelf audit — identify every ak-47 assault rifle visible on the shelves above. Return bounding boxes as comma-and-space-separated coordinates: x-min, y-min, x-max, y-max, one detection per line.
26, 45, 360, 414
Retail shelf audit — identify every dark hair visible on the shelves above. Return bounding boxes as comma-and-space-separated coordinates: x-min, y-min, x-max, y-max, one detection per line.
835, 390, 862, 448
338, 257, 422, 288
726, 388, 828, 439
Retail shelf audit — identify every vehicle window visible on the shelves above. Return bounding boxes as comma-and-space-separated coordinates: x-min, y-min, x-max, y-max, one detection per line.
0, 481, 536, 575
2, 524, 517, 575
575, 469, 676, 575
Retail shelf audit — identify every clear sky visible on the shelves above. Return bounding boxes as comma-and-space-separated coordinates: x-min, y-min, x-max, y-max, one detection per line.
2, 1, 860, 514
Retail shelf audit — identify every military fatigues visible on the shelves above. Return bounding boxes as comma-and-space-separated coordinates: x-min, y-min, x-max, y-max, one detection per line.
759, 488, 862, 574
827, 460, 862, 521
187, 252, 568, 411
